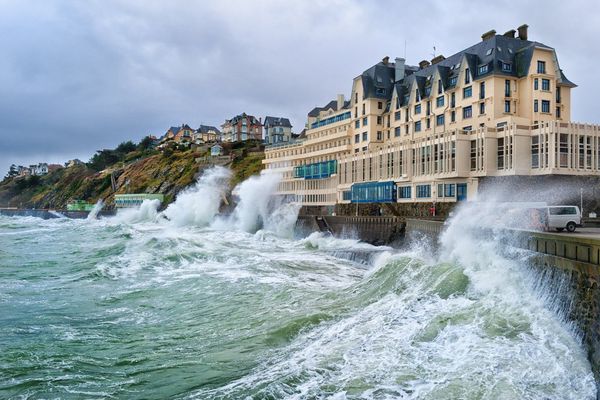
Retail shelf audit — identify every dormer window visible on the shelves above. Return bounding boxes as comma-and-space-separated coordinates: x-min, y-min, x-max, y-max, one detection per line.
486, 48, 493, 56
478, 64, 489, 75
501, 62, 512, 72
376, 88, 386, 95
455, 63, 460, 69
449, 76, 458, 86
508, 48, 513, 54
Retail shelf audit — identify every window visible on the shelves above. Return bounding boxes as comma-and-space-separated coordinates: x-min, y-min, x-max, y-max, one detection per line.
362, 132, 368, 141
444, 184, 456, 197
414, 104, 421, 114
355, 120, 360, 129
542, 79, 550, 91
449, 76, 457, 86
470, 140, 477, 171
416, 184, 431, 198
426, 118, 431, 129
363, 117, 368, 126
556, 107, 561, 118
502, 62, 512, 72
378, 101, 383, 109
399, 186, 412, 199
463, 106, 472, 119
463, 125, 472, 131
537, 60, 546, 74
504, 100, 511, 113
505, 79, 511, 97
438, 80, 443, 94
415, 121, 422, 132
478, 64, 489, 75
486, 48, 493, 56
463, 86, 472, 98
362, 103, 365, 115
394, 111, 401, 120
531, 135, 539, 168
556, 87, 561, 103
425, 87, 431, 97
355, 93, 358, 103
376, 88, 386, 96
541, 100, 550, 113
534, 78, 539, 90
394, 127, 401, 137
534, 100, 538, 113
479, 82, 485, 99
377, 131, 382, 140
465, 68, 470, 84
354, 134, 360, 143
436, 95, 444, 107
377, 116, 382, 125
451, 92, 456, 107
436, 114, 445, 126
479, 102, 485, 115
426, 101, 431, 116
497, 137, 504, 170
437, 183, 443, 197
416, 89, 421, 102
451, 110, 456, 122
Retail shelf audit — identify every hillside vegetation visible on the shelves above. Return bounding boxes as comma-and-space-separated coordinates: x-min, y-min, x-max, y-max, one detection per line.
0, 140, 265, 210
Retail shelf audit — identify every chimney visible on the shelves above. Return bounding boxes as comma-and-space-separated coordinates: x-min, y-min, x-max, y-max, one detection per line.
419, 60, 430, 69
518, 24, 528, 40
503, 29, 516, 38
481, 29, 496, 41
382, 56, 390, 65
394, 57, 405, 81
431, 55, 445, 65
337, 94, 345, 111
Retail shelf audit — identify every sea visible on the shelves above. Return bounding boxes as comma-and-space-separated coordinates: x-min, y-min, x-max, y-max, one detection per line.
0, 167, 596, 399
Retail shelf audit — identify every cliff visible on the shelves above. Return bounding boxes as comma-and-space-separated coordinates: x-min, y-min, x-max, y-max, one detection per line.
0, 143, 265, 210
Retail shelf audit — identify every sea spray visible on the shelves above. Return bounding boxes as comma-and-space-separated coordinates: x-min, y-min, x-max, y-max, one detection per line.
114, 199, 161, 224
162, 166, 231, 226
86, 199, 104, 220
229, 171, 282, 232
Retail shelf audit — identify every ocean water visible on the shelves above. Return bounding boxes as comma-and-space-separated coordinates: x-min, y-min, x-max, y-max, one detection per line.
0, 168, 596, 399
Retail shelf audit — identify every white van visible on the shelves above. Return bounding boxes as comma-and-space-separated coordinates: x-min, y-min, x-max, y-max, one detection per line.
547, 206, 582, 232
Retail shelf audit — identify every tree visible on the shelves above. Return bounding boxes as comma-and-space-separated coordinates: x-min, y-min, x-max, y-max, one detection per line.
137, 136, 154, 151
115, 141, 136, 154
5, 164, 18, 178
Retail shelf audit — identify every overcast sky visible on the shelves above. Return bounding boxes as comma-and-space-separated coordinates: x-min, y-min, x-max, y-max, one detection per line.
1, 0, 598, 174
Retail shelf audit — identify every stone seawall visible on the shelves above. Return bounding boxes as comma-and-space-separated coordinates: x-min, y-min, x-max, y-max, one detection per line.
296, 215, 404, 245
0, 208, 116, 219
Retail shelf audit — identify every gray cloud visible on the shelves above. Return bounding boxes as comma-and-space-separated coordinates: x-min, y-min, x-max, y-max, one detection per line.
0, 0, 598, 174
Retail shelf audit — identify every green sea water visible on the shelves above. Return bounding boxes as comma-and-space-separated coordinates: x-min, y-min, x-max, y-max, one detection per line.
0, 207, 596, 399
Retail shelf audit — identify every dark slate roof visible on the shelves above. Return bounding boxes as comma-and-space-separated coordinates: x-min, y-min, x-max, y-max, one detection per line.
228, 113, 261, 125
263, 116, 292, 128
308, 100, 351, 117
197, 124, 221, 134
371, 34, 576, 105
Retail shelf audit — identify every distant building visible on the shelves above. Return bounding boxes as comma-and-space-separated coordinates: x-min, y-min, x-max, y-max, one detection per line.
264, 116, 293, 145
195, 125, 221, 143
114, 193, 165, 208
210, 144, 224, 156
66, 159, 84, 168
48, 164, 63, 172
29, 163, 48, 176
221, 113, 262, 142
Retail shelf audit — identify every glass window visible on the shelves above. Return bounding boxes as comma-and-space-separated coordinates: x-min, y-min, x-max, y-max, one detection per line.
534, 78, 539, 90
465, 68, 470, 84
497, 137, 504, 170
542, 79, 550, 91
479, 102, 485, 115
502, 62, 512, 72
436, 114, 445, 126
556, 107, 561, 118
444, 184, 456, 197
534, 100, 538, 113
394, 111, 401, 120
505, 79, 511, 97
355, 120, 360, 129
416, 184, 431, 198
354, 134, 360, 143
451, 92, 456, 107
376, 131, 382, 140
449, 76, 457, 86
436, 96, 444, 107
480, 82, 485, 99
426, 118, 431, 129
463, 106, 472, 119
478, 64, 489, 75
541, 100, 550, 113
398, 186, 412, 199
451, 110, 456, 122
438, 80, 443, 94
531, 135, 539, 168
414, 104, 421, 114
378, 101, 383, 109
394, 127, 401, 137
415, 121, 422, 132
537, 60, 546, 74
362, 132, 368, 141
463, 86, 472, 98
363, 117, 368, 126
504, 100, 510, 113
377, 116, 382, 125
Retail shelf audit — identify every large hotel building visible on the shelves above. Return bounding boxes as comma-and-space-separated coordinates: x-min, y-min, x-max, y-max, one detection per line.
263, 25, 600, 210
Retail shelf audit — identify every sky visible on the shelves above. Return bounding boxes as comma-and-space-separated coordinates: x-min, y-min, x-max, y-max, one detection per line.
1, 0, 599, 175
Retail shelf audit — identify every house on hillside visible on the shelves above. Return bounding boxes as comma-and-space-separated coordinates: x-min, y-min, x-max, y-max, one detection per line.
210, 144, 224, 156
66, 159, 84, 168
221, 113, 262, 142
263, 116, 293, 145
195, 125, 221, 143
30, 163, 49, 176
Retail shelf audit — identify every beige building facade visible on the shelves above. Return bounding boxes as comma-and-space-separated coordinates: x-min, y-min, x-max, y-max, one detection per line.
263, 25, 599, 207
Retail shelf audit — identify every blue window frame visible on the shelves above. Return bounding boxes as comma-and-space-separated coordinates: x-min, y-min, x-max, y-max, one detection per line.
416, 184, 431, 198
415, 121, 421, 132
463, 106, 472, 119
351, 181, 397, 203
534, 78, 539, 90
436, 114, 445, 126
444, 184, 456, 197
355, 120, 360, 129
394, 127, 401, 137
449, 76, 457, 86
293, 160, 337, 180
542, 79, 550, 91
463, 86, 472, 98
414, 104, 421, 114
362, 132, 368, 141
501, 62, 512, 72
478, 64, 489, 75
398, 186, 412, 199
504, 100, 510, 113
354, 134, 360, 143
534, 100, 538, 112
394, 111, 401, 120
436, 96, 444, 107
537, 60, 546, 74
479, 102, 485, 115
362, 117, 368, 126
542, 100, 550, 113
